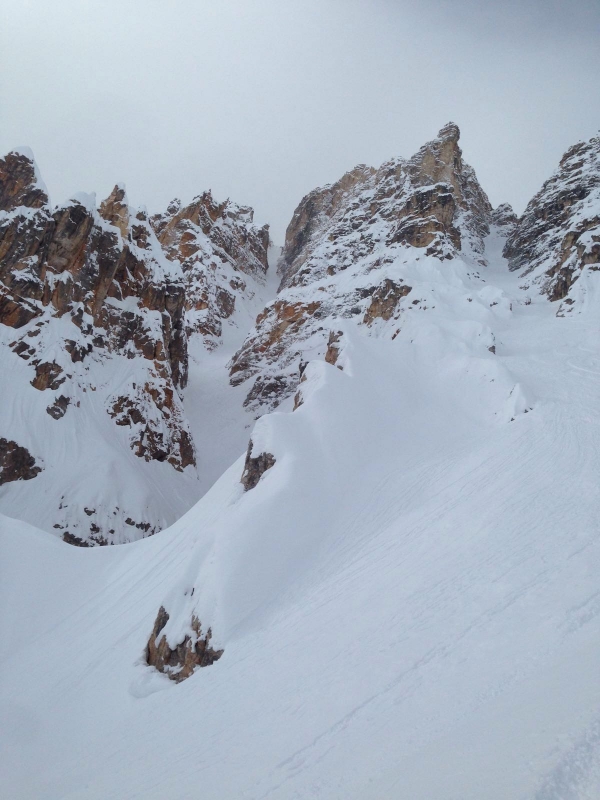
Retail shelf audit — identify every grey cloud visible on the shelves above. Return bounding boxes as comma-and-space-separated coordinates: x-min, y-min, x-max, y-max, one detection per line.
1, 0, 599, 242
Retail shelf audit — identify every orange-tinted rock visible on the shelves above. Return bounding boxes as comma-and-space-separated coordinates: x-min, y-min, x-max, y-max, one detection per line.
98, 185, 129, 239
504, 132, 600, 303
0, 150, 48, 211
151, 191, 269, 345
0, 148, 193, 486
0, 438, 42, 484
146, 606, 223, 682
363, 280, 412, 325
31, 361, 65, 391
231, 124, 491, 414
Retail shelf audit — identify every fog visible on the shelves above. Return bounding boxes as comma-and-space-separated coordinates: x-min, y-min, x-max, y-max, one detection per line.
2, 0, 599, 242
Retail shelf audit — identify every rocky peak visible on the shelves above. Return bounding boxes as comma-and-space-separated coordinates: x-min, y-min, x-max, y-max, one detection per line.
407, 121, 462, 186
153, 191, 269, 277
0, 148, 49, 211
150, 190, 270, 345
99, 184, 129, 238
491, 203, 518, 230
278, 123, 491, 293
230, 123, 492, 413
0, 145, 276, 545
0, 149, 195, 545
504, 131, 600, 306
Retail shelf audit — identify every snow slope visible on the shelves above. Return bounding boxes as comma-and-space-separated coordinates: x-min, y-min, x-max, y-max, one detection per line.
2, 226, 600, 799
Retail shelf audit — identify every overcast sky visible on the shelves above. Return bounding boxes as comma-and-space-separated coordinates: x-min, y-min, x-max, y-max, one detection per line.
2, 0, 599, 243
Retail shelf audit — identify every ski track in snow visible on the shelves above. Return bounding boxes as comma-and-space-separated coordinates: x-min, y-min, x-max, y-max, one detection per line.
1, 231, 600, 799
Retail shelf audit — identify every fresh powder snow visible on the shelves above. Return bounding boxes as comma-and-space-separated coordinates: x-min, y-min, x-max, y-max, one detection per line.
2, 218, 600, 799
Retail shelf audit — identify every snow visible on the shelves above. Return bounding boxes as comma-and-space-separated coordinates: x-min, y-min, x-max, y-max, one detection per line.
66, 191, 97, 213
0, 311, 200, 543
2, 225, 600, 799
10, 146, 49, 201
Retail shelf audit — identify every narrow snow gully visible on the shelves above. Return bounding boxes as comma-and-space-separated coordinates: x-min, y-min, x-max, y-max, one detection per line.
2, 224, 600, 800
182, 243, 282, 499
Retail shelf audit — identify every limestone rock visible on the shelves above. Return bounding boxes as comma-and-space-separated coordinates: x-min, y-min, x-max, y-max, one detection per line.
98, 184, 129, 238
324, 330, 344, 366
504, 132, 600, 304
230, 123, 491, 414
0, 149, 48, 212
146, 606, 223, 682
31, 360, 65, 391
46, 394, 70, 419
0, 438, 42, 484
241, 440, 276, 490
491, 203, 518, 231
278, 122, 490, 291
363, 280, 412, 325
151, 191, 269, 346
0, 148, 196, 544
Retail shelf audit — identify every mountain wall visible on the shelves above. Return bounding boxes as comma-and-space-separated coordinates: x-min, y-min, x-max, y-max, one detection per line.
504, 132, 600, 311
0, 149, 269, 544
229, 123, 495, 414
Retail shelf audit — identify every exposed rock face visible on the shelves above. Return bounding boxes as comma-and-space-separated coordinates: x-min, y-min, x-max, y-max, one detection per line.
324, 329, 344, 366
0, 147, 274, 544
31, 361, 65, 391
0, 150, 195, 543
146, 606, 223, 682
0, 438, 42, 485
151, 192, 269, 347
98, 184, 129, 238
241, 441, 276, 490
0, 160, 192, 461
491, 203, 518, 232
363, 280, 412, 326
0, 148, 48, 211
46, 394, 70, 419
278, 122, 491, 291
229, 124, 492, 413
504, 133, 600, 304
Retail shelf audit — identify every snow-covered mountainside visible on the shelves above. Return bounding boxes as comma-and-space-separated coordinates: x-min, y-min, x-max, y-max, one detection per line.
0, 150, 270, 543
229, 123, 495, 413
150, 191, 269, 345
505, 132, 600, 309
1, 125, 600, 799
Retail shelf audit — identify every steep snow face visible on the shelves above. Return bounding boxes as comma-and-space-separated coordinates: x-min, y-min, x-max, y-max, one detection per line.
229, 123, 495, 414
151, 192, 269, 347
2, 220, 600, 799
504, 131, 600, 310
0, 153, 272, 544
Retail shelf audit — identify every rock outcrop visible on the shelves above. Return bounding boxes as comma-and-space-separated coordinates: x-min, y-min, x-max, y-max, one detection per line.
504, 133, 600, 305
229, 123, 493, 414
0, 148, 48, 211
0, 158, 201, 539
241, 440, 276, 490
146, 606, 223, 682
0, 146, 275, 544
491, 203, 517, 232
0, 438, 42, 485
0, 152, 191, 475
151, 192, 269, 347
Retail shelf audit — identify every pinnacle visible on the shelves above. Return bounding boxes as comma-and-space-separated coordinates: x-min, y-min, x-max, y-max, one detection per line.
437, 121, 460, 143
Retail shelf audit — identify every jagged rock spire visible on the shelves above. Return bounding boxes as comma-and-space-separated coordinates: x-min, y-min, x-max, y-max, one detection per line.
0, 148, 49, 211
504, 131, 600, 303
99, 184, 129, 238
